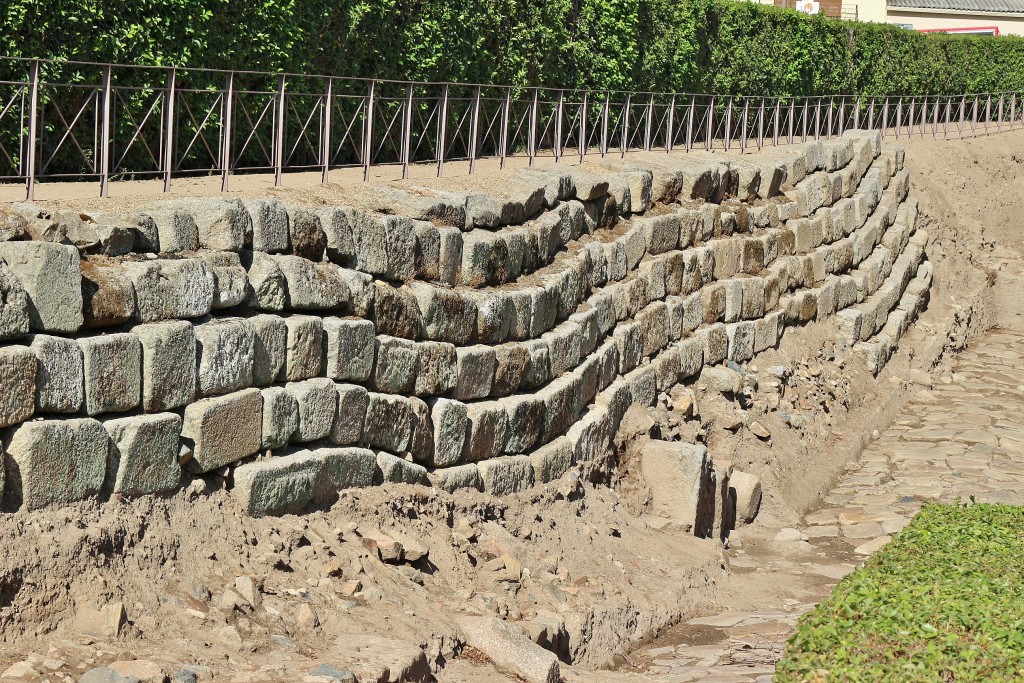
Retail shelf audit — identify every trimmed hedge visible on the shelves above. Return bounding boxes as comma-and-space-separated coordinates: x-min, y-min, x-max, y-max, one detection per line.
777, 503, 1024, 682
4, 0, 1024, 96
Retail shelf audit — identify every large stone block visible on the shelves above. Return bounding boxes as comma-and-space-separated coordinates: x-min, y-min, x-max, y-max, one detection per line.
180, 198, 250, 252
274, 255, 349, 311
194, 317, 254, 397
477, 456, 536, 496
103, 413, 182, 496
286, 207, 327, 261
0, 345, 35, 428
407, 282, 475, 345
249, 314, 287, 387
122, 258, 214, 322
195, 251, 247, 310
0, 261, 30, 339
29, 334, 82, 413
344, 209, 416, 281
462, 402, 507, 462
182, 388, 262, 472
530, 436, 574, 483
454, 617, 559, 683
233, 451, 320, 517
261, 386, 298, 450
492, 343, 530, 397
373, 335, 419, 393
376, 451, 430, 485
81, 259, 134, 329
539, 373, 584, 443
136, 206, 198, 253
279, 315, 323, 382
331, 384, 369, 446
242, 198, 289, 253
5, 418, 107, 510
323, 317, 375, 382
414, 341, 457, 396
287, 378, 337, 443
641, 440, 715, 537
428, 398, 467, 467
80, 333, 141, 416
314, 446, 377, 493
544, 321, 582, 377
318, 207, 354, 265
429, 463, 481, 492
242, 251, 287, 312
363, 393, 415, 453
0, 242, 83, 333
452, 345, 496, 401
503, 394, 544, 455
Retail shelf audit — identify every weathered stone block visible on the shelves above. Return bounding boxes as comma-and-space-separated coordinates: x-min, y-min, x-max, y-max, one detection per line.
373, 335, 419, 393
195, 251, 247, 310
699, 323, 729, 366
641, 440, 715, 537
287, 207, 327, 261
323, 317, 375, 382
122, 258, 214, 322
428, 398, 467, 467
242, 251, 287, 312
0, 242, 82, 333
314, 446, 377, 493
452, 345, 496, 401
261, 386, 298, 450
478, 456, 536, 496
194, 317, 254, 397
363, 393, 415, 453
530, 436, 573, 484
182, 388, 262, 472
726, 321, 756, 362
136, 206, 198, 253
492, 343, 530, 397
242, 198, 289, 253
80, 259, 134, 330
372, 281, 422, 339
407, 282, 475, 344
248, 314, 287, 387
539, 373, 583, 443
279, 315, 323, 382
0, 262, 29, 339
181, 198, 250, 252
414, 341, 457, 396
344, 209, 416, 281
331, 383, 369, 446
287, 378, 337, 443
429, 463, 481, 492
5, 418, 107, 510
0, 345, 35, 427
233, 452, 320, 517
29, 334, 82, 413
80, 333, 141, 415
502, 394, 544, 454
275, 256, 349, 311
376, 452, 430, 485
103, 413, 182, 496
463, 402, 507, 462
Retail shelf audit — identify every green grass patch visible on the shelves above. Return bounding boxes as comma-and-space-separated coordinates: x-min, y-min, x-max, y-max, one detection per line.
776, 503, 1024, 683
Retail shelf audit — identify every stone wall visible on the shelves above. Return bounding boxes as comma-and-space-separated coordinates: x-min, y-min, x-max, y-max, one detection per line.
0, 130, 931, 516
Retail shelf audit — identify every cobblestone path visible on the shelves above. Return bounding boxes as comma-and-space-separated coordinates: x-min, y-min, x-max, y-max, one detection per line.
580, 325, 1024, 682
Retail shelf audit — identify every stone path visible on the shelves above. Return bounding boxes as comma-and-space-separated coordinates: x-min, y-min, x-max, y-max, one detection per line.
588, 324, 1024, 682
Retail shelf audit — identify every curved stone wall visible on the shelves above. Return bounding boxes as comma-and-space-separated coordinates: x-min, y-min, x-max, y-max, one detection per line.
0, 130, 931, 515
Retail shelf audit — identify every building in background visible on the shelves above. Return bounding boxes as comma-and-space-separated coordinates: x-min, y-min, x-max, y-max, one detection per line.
766, 0, 1024, 35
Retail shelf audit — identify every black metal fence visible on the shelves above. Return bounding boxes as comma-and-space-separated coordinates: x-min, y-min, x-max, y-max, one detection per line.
1, 57, 1020, 199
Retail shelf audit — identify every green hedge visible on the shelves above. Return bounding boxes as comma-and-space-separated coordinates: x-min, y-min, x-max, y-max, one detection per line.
777, 503, 1024, 682
5, 0, 1024, 96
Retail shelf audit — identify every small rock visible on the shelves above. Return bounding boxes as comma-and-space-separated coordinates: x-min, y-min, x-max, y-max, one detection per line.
748, 421, 771, 440
774, 528, 808, 543
108, 659, 166, 682
234, 575, 263, 608
360, 529, 404, 563
338, 580, 362, 597
699, 366, 742, 394
296, 603, 320, 629
716, 411, 743, 431
79, 668, 137, 683
311, 664, 355, 682
1, 661, 38, 679
854, 535, 892, 555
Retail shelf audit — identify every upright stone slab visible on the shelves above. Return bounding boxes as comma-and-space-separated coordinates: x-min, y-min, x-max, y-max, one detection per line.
279, 315, 323, 382
0, 345, 35, 428
249, 314, 287, 387
194, 317, 255, 397
29, 334, 83, 413
81, 259, 134, 329
427, 398, 467, 467
323, 317, 375, 382
0, 260, 30, 339
242, 198, 290, 253
261, 386, 298, 450
79, 333, 141, 416
103, 413, 182, 496
287, 378, 337, 443
331, 384, 369, 446
641, 440, 716, 537
0, 242, 83, 333
5, 418, 107, 511
136, 320, 195, 412
182, 388, 262, 472
363, 393, 414, 453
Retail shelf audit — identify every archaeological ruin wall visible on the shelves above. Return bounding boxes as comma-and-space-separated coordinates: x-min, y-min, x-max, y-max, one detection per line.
0, 129, 931, 516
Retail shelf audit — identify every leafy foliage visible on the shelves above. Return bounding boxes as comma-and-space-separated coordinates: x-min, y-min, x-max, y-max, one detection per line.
776, 503, 1024, 682
6, 0, 1024, 95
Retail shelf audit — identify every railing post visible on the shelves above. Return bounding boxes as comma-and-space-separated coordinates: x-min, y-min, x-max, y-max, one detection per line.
740, 97, 748, 154
802, 99, 808, 142
273, 73, 284, 187
601, 91, 609, 157
554, 89, 564, 162
469, 85, 481, 174
644, 93, 654, 151
621, 93, 631, 158
1012, 93, 1018, 130
854, 96, 861, 131
223, 71, 236, 192
99, 64, 112, 198
401, 82, 413, 180
666, 93, 676, 153
757, 98, 764, 150
528, 87, 538, 166
579, 91, 588, 163
499, 86, 510, 170
25, 59, 40, 201
932, 96, 938, 138
437, 83, 449, 176
707, 95, 714, 151
321, 78, 332, 184
788, 99, 795, 144
162, 67, 176, 193
973, 95, 979, 136
773, 99, 781, 147
881, 98, 889, 139
985, 94, 992, 134
363, 80, 375, 182
814, 97, 821, 140
724, 96, 732, 152
686, 95, 696, 152
826, 97, 833, 139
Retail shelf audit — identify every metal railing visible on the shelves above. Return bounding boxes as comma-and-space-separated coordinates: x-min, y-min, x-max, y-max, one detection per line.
1, 56, 1022, 199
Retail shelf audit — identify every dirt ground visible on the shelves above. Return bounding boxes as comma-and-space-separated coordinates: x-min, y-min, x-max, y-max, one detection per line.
0, 129, 1021, 682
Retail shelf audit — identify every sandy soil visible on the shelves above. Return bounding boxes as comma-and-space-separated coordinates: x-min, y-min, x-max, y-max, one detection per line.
0, 130, 1020, 682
